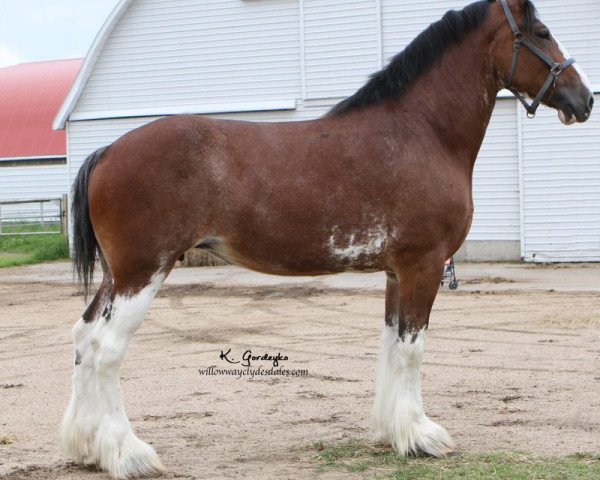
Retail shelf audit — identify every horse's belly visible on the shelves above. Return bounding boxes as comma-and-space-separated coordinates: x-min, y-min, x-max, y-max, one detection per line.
196, 235, 386, 276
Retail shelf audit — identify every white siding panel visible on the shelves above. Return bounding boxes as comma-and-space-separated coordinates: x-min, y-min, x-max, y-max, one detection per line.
74, 0, 301, 115
382, 1, 458, 61
0, 164, 69, 222
521, 94, 600, 262
0, 166, 68, 200
467, 99, 521, 241
303, 0, 379, 99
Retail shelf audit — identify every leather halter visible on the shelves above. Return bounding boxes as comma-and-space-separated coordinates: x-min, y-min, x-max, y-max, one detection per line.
498, 0, 576, 117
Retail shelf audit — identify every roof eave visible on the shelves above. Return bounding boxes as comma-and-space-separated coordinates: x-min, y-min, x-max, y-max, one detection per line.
52, 0, 135, 130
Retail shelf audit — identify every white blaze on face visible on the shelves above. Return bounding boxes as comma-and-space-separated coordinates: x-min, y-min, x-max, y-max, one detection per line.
555, 39, 593, 125
556, 40, 593, 92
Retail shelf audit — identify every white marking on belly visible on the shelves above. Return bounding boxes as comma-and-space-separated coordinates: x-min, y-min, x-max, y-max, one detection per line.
328, 225, 386, 262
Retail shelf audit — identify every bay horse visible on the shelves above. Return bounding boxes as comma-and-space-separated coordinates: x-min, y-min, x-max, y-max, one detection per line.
64, 0, 593, 478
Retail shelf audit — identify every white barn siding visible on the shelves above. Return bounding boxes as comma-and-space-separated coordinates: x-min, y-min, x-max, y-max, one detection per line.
518, 0, 600, 261
0, 165, 68, 200
468, 100, 520, 242
382, 0, 457, 60
73, 0, 301, 117
521, 94, 600, 262
0, 163, 68, 221
303, 0, 379, 99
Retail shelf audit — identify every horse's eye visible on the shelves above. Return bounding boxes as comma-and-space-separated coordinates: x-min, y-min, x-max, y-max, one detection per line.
536, 30, 551, 40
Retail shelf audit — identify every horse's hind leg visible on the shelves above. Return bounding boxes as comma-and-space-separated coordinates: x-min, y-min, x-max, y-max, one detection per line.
62, 268, 112, 466
63, 263, 168, 479
373, 254, 454, 457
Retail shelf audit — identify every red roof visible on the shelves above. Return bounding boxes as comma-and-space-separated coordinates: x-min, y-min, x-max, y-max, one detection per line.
0, 59, 82, 159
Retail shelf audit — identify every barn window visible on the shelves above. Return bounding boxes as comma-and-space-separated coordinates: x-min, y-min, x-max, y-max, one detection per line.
0, 157, 67, 168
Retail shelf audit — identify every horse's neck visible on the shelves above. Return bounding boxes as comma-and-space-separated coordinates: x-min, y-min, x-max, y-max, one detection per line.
395, 29, 499, 176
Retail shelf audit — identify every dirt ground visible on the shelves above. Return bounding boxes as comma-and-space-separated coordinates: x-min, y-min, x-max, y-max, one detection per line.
0, 262, 599, 479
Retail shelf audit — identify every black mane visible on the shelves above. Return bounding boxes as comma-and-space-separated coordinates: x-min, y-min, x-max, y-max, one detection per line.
329, 0, 538, 116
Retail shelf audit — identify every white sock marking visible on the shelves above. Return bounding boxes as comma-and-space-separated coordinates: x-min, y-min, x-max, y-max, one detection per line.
62, 274, 167, 479
373, 325, 453, 456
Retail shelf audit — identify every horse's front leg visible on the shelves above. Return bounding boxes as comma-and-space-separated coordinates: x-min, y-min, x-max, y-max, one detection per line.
373, 254, 454, 457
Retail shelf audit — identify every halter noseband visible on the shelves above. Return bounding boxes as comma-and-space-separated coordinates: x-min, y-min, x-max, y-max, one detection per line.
498, 0, 575, 118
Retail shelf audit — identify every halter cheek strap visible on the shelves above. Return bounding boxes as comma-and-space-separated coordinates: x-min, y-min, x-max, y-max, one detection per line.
498, 0, 576, 117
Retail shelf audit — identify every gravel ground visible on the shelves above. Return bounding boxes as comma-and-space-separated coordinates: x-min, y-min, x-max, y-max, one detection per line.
0, 262, 599, 479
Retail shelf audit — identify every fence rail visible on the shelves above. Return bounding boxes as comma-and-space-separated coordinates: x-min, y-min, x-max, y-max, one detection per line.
0, 195, 68, 236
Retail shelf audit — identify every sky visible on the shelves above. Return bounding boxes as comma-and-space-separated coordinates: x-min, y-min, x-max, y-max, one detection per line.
0, 0, 120, 67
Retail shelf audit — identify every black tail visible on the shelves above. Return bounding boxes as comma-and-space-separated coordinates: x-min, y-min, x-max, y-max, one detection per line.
72, 146, 108, 298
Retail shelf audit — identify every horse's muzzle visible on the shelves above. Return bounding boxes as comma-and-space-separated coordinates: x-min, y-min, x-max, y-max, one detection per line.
553, 85, 594, 125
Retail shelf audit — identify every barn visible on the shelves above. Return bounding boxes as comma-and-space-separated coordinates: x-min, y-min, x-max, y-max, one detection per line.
0, 59, 82, 227
53, 0, 600, 262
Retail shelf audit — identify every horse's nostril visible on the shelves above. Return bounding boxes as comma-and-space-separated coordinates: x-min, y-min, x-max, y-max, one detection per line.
589, 95, 595, 110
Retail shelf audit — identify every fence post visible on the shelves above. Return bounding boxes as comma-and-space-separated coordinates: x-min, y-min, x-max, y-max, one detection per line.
61, 194, 69, 246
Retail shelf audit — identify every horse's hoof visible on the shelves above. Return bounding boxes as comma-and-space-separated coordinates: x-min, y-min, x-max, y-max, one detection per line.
414, 446, 458, 458
444, 449, 460, 458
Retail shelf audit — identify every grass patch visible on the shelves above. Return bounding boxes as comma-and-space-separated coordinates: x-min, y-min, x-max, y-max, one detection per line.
311, 439, 600, 480
0, 233, 69, 268
1, 222, 61, 234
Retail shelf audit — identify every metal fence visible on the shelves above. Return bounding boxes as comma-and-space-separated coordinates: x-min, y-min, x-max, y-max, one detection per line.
0, 195, 68, 236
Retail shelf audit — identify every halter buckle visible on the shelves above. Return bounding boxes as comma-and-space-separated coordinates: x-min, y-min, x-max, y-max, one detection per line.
550, 63, 563, 76
513, 38, 522, 51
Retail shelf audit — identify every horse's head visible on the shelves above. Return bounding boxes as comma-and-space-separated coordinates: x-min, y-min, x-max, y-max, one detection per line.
491, 0, 593, 124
